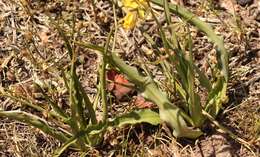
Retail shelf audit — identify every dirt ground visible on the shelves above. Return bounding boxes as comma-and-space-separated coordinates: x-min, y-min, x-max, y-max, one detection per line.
0, 0, 259, 156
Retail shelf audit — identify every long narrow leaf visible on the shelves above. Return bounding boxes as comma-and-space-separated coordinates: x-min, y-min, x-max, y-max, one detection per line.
205, 78, 228, 117
0, 90, 63, 120
186, 28, 203, 127
110, 109, 161, 127
49, 17, 73, 59
193, 65, 212, 91
0, 110, 70, 142
100, 28, 114, 122
53, 137, 78, 157
35, 83, 69, 120
77, 42, 203, 138
151, 0, 228, 81
78, 82, 97, 124
151, 0, 228, 118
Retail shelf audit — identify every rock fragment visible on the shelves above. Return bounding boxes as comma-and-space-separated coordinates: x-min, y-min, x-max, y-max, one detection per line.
236, 0, 253, 6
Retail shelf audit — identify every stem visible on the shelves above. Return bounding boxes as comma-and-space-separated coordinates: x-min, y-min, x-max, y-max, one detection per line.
100, 29, 113, 122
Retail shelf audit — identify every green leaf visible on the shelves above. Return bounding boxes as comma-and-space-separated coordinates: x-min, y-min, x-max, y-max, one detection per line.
49, 17, 73, 59
159, 106, 203, 138
53, 122, 108, 156
152, 0, 228, 120
53, 137, 78, 157
77, 42, 202, 138
163, 0, 171, 25
205, 78, 228, 118
111, 109, 161, 127
186, 30, 204, 127
151, 0, 228, 82
193, 65, 212, 91
0, 110, 70, 142
34, 83, 69, 121
187, 67, 203, 127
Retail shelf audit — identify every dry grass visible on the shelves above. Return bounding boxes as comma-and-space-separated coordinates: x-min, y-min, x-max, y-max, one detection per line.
0, 0, 259, 156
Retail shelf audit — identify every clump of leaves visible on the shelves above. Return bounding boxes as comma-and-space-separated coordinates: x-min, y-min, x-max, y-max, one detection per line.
81, 0, 228, 139
0, 18, 161, 157
0, 0, 255, 156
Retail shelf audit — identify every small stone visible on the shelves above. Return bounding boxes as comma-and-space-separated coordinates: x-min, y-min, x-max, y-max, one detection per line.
255, 11, 260, 22
6, 71, 16, 81
216, 145, 233, 157
236, 0, 253, 6
257, 49, 260, 58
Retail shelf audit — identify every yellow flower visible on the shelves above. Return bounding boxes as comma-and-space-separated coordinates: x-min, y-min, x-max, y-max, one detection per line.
138, 9, 145, 18
122, 0, 148, 9
122, 0, 149, 30
123, 12, 138, 30
122, 0, 139, 9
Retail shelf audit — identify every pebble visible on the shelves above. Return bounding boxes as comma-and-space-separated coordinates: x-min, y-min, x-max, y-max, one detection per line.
216, 145, 233, 157
255, 11, 260, 22
236, 0, 253, 6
